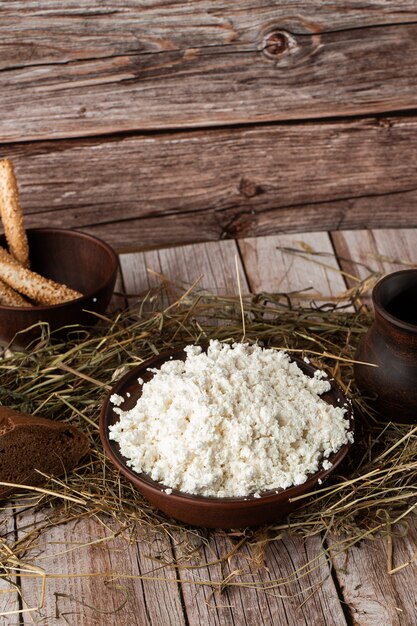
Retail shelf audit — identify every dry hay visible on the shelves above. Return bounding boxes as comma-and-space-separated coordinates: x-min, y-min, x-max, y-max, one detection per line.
0, 272, 416, 616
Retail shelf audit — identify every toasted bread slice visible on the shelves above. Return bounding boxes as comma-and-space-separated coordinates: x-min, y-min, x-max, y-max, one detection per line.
0, 406, 90, 499
0, 246, 82, 305
0, 159, 30, 268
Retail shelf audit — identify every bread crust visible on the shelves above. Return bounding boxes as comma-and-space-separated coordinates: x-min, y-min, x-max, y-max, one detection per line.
0, 246, 82, 305
0, 159, 30, 268
0, 278, 32, 307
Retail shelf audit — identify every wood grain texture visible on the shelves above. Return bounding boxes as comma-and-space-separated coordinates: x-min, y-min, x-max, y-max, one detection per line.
120, 239, 248, 295
14, 509, 186, 625
3, 0, 417, 70
173, 532, 347, 626
330, 526, 417, 626
332, 228, 417, 289
3, 116, 417, 250
238, 232, 346, 298
2, 3, 417, 140
0, 506, 21, 622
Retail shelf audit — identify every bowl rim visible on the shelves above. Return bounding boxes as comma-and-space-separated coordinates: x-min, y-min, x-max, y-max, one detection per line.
0, 227, 119, 312
100, 346, 354, 506
373, 269, 417, 334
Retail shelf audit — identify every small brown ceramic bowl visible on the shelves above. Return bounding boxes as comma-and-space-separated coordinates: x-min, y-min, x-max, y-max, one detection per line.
0, 228, 118, 346
100, 350, 354, 529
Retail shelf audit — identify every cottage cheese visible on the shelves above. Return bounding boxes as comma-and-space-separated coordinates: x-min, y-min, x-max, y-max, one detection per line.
109, 341, 352, 498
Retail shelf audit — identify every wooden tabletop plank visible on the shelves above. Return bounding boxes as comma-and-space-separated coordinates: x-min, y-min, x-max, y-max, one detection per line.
238, 232, 346, 298
332, 228, 417, 289
2, 6, 417, 140
120, 239, 249, 295
176, 532, 347, 626
0, 506, 21, 622
4, 116, 417, 251
330, 524, 417, 626
13, 508, 186, 625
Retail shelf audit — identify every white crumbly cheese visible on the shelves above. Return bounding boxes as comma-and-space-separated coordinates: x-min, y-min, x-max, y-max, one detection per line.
110, 393, 124, 407
109, 341, 352, 498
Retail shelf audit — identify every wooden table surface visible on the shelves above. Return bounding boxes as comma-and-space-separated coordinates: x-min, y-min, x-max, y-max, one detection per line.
2, 2, 417, 251
2, 227, 416, 625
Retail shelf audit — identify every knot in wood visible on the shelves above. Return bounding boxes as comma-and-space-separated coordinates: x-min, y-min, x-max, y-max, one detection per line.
239, 177, 259, 198
263, 31, 290, 58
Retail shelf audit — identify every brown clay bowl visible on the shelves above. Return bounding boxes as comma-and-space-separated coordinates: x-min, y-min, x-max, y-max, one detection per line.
0, 228, 118, 346
100, 349, 354, 528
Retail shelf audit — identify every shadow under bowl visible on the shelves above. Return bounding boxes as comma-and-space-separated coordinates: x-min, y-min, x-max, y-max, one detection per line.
100, 350, 354, 529
0, 228, 119, 346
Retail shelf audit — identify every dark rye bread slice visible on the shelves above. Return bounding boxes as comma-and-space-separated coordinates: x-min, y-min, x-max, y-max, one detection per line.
0, 406, 89, 499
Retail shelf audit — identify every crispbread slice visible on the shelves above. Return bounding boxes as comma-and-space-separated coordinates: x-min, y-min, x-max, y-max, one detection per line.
0, 406, 90, 499
0, 159, 29, 268
0, 278, 32, 307
0, 246, 82, 305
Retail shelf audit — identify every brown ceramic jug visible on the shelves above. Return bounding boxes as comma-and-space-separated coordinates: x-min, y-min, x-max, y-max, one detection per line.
354, 269, 417, 423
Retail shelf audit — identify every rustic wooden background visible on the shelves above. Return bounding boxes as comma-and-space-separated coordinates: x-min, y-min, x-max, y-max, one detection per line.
1, 1, 417, 251
1, 4, 417, 623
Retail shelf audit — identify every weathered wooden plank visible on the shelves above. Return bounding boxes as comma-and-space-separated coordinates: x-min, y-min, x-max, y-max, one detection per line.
14, 509, 186, 625
331, 228, 417, 289
174, 532, 348, 626
238, 231, 365, 624
0, 505, 21, 622
238, 232, 346, 298
2, 7, 417, 140
3, 0, 417, 72
330, 525, 417, 626
3, 116, 417, 250
120, 239, 248, 295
